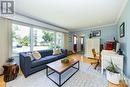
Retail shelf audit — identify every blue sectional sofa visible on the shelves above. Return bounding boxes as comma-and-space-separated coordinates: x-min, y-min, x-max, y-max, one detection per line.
19, 49, 67, 77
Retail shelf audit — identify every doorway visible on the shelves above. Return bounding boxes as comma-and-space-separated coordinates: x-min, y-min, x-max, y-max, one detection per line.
73, 35, 77, 52
80, 37, 84, 51
80, 37, 84, 54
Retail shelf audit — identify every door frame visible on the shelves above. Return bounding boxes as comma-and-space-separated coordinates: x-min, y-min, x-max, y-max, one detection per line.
73, 35, 77, 52
80, 36, 84, 51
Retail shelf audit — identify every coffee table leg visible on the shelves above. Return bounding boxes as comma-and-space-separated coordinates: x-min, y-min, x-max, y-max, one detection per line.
78, 61, 80, 70
46, 67, 48, 76
59, 73, 61, 87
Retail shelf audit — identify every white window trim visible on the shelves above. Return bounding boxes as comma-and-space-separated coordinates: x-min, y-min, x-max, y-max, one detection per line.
12, 22, 64, 56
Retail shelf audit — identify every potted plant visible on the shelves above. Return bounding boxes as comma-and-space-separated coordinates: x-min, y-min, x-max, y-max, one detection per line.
7, 57, 14, 63
106, 60, 121, 84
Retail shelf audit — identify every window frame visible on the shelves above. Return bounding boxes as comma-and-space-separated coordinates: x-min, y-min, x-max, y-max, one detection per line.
12, 23, 31, 55
11, 22, 64, 56
32, 28, 55, 51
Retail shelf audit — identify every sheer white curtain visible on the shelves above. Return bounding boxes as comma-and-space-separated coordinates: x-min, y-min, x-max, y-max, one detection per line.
0, 18, 12, 74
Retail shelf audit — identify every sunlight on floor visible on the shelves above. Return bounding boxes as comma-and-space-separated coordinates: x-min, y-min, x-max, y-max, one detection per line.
0, 76, 5, 87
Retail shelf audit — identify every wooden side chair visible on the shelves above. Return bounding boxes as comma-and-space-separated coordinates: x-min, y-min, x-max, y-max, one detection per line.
88, 49, 101, 69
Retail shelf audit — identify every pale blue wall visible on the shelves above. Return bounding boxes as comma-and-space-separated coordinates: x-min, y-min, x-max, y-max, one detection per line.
69, 1, 130, 78
118, 0, 130, 78
70, 24, 118, 45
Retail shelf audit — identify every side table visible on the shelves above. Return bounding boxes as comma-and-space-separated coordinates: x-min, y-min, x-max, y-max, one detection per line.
3, 62, 19, 82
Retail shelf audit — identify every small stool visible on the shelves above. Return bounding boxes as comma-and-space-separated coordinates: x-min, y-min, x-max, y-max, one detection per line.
3, 62, 19, 82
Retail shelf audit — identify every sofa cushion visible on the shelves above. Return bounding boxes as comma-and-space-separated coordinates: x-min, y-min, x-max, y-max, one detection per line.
56, 54, 65, 59
31, 55, 59, 68
31, 58, 48, 68
43, 55, 59, 63
38, 50, 53, 57
31, 54, 66, 68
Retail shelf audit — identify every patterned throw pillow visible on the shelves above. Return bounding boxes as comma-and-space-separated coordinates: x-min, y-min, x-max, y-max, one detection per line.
53, 48, 62, 55
32, 51, 41, 60
53, 48, 59, 55
58, 48, 62, 54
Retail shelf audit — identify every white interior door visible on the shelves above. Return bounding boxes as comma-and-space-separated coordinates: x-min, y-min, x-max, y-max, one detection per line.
85, 38, 100, 57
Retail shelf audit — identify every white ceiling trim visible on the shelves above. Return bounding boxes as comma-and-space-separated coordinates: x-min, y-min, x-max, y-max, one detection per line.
15, 12, 69, 30
69, 23, 117, 32
3, 13, 69, 33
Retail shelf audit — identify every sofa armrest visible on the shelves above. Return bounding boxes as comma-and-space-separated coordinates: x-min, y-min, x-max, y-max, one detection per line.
19, 53, 31, 77
61, 49, 68, 56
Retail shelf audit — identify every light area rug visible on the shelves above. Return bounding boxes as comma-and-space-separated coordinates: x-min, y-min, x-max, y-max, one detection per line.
6, 62, 108, 87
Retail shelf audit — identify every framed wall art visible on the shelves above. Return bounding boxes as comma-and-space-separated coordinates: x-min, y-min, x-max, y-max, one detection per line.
92, 30, 101, 37
120, 22, 125, 38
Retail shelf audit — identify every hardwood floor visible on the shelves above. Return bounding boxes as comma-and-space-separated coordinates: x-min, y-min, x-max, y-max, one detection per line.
0, 54, 127, 87
68, 54, 127, 87
108, 80, 128, 87
0, 75, 5, 87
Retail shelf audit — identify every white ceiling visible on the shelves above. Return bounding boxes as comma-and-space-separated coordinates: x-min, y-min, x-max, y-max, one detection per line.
15, 0, 127, 30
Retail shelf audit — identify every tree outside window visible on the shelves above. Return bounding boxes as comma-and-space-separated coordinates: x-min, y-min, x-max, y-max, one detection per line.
12, 24, 64, 55
12, 24, 30, 54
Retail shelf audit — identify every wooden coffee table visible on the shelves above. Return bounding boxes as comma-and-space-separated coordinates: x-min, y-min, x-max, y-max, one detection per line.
46, 59, 79, 87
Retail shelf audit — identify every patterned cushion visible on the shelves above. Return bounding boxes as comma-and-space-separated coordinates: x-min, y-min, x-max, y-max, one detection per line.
53, 49, 59, 55
58, 48, 62, 54
32, 51, 41, 60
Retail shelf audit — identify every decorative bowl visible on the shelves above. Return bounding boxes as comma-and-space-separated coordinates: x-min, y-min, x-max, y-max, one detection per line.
61, 58, 69, 64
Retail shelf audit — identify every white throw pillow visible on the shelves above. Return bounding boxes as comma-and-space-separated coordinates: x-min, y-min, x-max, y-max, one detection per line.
53, 48, 60, 55
58, 48, 62, 54
32, 51, 41, 60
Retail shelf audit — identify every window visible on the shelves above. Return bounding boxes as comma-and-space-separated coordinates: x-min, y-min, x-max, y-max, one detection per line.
12, 24, 30, 54
33, 28, 55, 50
56, 32, 64, 48
12, 23, 64, 55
